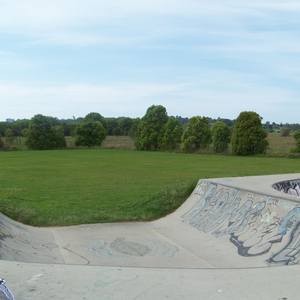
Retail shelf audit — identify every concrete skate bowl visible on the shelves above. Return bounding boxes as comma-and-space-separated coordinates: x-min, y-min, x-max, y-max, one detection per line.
1, 174, 300, 269
273, 179, 300, 197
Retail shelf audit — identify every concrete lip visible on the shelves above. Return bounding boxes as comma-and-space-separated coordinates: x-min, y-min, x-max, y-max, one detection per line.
2, 173, 300, 299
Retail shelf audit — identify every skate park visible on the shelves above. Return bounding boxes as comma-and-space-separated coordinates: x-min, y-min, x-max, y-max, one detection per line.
2, 173, 300, 299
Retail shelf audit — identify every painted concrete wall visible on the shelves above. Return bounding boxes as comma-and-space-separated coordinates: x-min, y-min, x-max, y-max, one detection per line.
1, 174, 300, 268
273, 179, 300, 197
183, 179, 300, 265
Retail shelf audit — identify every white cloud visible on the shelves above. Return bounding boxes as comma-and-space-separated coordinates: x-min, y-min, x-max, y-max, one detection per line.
0, 0, 298, 34
0, 74, 298, 122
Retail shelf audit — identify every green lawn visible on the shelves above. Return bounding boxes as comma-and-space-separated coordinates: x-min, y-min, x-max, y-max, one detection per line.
0, 149, 299, 226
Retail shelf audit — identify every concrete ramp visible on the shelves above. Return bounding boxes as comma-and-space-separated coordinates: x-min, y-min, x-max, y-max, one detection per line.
1, 174, 300, 268
2, 174, 300, 299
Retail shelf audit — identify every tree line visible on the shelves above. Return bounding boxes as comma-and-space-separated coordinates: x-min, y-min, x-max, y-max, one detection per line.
135, 105, 268, 155
1, 105, 300, 155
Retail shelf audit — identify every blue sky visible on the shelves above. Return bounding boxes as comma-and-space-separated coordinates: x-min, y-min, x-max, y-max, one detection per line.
0, 0, 300, 122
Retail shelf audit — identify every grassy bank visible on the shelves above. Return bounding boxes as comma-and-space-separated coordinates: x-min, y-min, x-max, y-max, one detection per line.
0, 149, 299, 226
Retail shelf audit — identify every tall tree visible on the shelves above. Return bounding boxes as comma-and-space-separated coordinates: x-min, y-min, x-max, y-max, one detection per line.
181, 117, 211, 152
212, 121, 231, 153
231, 111, 268, 155
161, 117, 183, 150
135, 105, 168, 150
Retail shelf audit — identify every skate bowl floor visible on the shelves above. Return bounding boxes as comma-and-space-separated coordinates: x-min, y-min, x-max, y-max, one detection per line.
2, 173, 300, 299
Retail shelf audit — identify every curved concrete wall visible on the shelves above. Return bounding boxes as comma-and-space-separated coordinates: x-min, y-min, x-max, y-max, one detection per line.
183, 179, 300, 265
1, 174, 300, 268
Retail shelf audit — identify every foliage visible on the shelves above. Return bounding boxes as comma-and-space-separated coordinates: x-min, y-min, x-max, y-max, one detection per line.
160, 117, 183, 150
294, 130, 300, 152
212, 121, 231, 153
75, 121, 106, 147
84, 112, 106, 129
231, 111, 268, 155
106, 117, 138, 136
280, 128, 291, 137
181, 116, 211, 152
4, 128, 14, 138
26, 115, 66, 150
135, 105, 168, 150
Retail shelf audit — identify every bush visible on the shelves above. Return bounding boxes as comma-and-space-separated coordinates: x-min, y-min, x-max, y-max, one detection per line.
84, 112, 107, 129
293, 130, 300, 152
280, 128, 291, 137
75, 121, 106, 147
181, 116, 211, 152
231, 111, 268, 155
212, 121, 231, 153
26, 115, 66, 150
161, 117, 183, 150
135, 105, 168, 151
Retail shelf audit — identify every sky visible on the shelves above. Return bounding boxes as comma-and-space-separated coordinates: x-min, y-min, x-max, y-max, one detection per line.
0, 0, 300, 122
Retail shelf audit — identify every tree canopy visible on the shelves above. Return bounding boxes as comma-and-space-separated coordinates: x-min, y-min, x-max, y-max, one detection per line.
212, 121, 231, 153
75, 121, 106, 147
135, 105, 168, 150
161, 117, 183, 150
231, 111, 268, 155
26, 115, 66, 150
181, 116, 211, 152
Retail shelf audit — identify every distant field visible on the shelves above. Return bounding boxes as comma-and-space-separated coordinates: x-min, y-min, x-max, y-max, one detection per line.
267, 132, 296, 155
5, 135, 136, 150
0, 149, 299, 226
3, 133, 296, 155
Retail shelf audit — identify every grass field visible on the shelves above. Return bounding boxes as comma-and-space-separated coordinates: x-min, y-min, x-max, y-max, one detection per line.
0, 149, 300, 226
267, 132, 296, 155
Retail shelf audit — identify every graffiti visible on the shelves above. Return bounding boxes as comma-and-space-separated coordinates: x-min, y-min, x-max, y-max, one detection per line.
268, 207, 300, 265
273, 179, 300, 197
268, 222, 300, 265
0, 279, 14, 300
87, 238, 179, 258
183, 181, 300, 265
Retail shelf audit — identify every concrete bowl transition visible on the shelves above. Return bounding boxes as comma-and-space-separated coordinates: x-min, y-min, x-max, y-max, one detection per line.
1, 174, 300, 299
273, 179, 300, 197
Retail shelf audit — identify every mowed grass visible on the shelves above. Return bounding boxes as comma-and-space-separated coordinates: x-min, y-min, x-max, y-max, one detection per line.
0, 149, 300, 226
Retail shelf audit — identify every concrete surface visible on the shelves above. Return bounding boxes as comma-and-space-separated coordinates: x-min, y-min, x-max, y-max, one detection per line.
1, 173, 300, 299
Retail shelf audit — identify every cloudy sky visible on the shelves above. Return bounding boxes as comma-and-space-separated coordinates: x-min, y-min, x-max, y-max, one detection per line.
1, 0, 300, 122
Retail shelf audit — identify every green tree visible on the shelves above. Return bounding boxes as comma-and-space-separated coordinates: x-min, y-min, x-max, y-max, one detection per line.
118, 117, 135, 135
135, 105, 168, 150
161, 117, 183, 150
212, 121, 231, 153
181, 117, 211, 152
231, 111, 268, 155
294, 130, 300, 152
4, 128, 15, 146
26, 115, 66, 150
75, 121, 106, 147
84, 112, 106, 129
